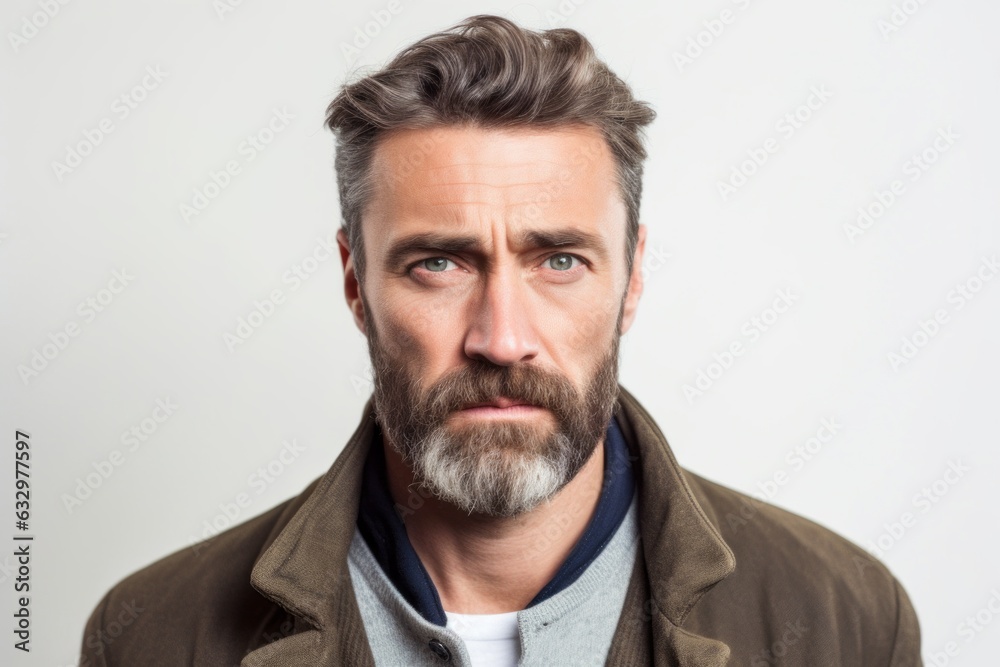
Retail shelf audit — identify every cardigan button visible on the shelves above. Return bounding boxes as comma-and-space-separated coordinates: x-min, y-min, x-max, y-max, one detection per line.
428, 638, 452, 661
427, 639, 451, 660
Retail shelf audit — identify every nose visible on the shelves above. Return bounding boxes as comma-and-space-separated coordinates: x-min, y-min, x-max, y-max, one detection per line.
463, 265, 540, 366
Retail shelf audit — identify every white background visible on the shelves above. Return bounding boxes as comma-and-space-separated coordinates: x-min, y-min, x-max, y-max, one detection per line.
2, 0, 999, 664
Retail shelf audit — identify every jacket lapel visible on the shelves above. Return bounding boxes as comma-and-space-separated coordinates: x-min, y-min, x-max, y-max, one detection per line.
242, 386, 736, 666
607, 386, 736, 666
241, 398, 378, 667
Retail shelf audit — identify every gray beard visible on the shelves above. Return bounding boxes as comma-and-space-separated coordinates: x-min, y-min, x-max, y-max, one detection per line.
401, 419, 580, 518
365, 296, 624, 518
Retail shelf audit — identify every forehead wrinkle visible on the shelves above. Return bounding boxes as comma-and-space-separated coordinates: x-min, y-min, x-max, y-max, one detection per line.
411, 154, 573, 188
416, 178, 574, 210
368, 125, 624, 263
419, 159, 567, 169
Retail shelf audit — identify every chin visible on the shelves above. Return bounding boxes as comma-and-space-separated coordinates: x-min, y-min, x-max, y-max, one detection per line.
446, 419, 557, 451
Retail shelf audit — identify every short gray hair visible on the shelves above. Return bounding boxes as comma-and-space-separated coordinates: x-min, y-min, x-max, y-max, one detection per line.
325, 14, 656, 284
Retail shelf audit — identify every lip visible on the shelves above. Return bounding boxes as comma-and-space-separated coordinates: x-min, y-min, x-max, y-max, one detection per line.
455, 401, 545, 419
461, 398, 536, 410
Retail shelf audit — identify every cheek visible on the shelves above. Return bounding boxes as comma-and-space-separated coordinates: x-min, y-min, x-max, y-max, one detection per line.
546, 295, 620, 381
571, 285, 621, 342
377, 293, 464, 366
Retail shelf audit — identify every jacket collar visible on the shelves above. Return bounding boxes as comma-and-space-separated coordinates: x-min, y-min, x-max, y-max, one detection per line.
610, 385, 736, 666
242, 406, 377, 666
242, 385, 735, 667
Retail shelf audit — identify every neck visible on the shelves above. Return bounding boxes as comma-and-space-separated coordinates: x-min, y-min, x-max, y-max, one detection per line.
383, 435, 606, 614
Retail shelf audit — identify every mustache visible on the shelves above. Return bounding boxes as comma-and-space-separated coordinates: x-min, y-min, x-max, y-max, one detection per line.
419, 360, 579, 422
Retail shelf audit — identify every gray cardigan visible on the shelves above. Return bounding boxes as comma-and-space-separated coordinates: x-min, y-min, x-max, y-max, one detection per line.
348, 488, 639, 666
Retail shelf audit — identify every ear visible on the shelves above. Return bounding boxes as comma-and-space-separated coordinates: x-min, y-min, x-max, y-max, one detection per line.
619, 223, 646, 335
337, 228, 367, 336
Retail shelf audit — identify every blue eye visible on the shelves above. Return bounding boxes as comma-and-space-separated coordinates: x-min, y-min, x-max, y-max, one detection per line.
422, 257, 454, 272
547, 253, 579, 271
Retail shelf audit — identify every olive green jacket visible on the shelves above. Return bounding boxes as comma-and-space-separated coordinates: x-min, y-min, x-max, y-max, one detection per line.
79, 385, 922, 665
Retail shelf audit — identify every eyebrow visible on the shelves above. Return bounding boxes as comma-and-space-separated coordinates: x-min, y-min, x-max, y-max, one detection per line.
383, 228, 610, 268
383, 233, 480, 270
519, 229, 609, 261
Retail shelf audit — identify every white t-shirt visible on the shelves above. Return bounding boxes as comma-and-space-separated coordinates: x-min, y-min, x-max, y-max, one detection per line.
445, 609, 520, 666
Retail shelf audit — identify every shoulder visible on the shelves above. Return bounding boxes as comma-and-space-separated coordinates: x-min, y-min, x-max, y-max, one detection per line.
685, 469, 879, 580
680, 471, 922, 665
79, 478, 320, 665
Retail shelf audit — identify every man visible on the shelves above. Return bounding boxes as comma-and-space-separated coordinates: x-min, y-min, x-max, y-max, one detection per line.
80, 14, 922, 666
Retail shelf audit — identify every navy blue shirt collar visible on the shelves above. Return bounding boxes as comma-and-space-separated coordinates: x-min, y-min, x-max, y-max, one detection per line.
356, 416, 637, 626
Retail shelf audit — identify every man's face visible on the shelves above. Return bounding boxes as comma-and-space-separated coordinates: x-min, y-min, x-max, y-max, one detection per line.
340, 123, 645, 518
